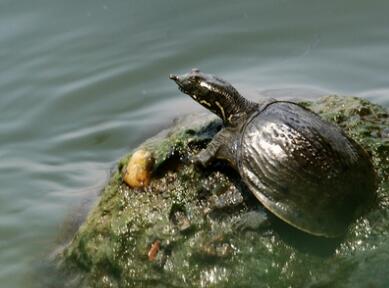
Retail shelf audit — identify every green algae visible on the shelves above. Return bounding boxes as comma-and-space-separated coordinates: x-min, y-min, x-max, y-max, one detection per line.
61, 96, 389, 288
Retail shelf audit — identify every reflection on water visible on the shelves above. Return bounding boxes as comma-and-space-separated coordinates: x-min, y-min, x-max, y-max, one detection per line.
0, 0, 388, 287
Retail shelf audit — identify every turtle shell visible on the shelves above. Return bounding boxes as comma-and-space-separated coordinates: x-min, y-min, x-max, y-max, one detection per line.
238, 102, 376, 237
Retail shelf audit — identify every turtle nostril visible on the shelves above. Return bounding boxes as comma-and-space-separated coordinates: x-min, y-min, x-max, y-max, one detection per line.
169, 74, 178, 81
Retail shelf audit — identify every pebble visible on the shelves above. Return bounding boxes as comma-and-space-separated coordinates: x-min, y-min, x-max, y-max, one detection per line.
123, 149, 154, 188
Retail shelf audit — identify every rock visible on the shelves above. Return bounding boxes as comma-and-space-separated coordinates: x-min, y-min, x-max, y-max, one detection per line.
233, 209, 269, 232
59, 96, 389, 288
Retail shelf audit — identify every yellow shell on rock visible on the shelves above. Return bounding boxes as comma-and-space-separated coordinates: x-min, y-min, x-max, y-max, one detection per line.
123, 149, 154, 188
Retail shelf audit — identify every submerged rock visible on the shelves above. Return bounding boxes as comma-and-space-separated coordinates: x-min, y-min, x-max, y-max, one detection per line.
60, 96, 389, 288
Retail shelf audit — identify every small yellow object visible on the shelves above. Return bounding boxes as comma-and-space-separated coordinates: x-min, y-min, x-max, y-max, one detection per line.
123, 149, 154, 188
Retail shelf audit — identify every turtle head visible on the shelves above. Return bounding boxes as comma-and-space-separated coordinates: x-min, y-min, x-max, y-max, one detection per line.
170, 69, 248, 125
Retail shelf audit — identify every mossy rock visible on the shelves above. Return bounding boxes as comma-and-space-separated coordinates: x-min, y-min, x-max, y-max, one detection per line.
60, 95, 389, 288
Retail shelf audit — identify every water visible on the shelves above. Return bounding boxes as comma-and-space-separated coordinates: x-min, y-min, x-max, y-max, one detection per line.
0, 1, 388, 287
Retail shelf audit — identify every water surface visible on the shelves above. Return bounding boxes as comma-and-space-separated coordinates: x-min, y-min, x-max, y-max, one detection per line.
0, 1, 388, 287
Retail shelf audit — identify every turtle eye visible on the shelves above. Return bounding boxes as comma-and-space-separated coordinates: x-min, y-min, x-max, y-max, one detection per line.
192, 68, 200, 73
192, 75, 201, 82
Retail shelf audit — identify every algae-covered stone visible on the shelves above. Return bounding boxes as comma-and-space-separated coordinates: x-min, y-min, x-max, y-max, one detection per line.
60, 96, 389, 288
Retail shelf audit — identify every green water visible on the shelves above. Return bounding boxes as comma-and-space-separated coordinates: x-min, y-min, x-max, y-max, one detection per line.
0, 1, 388, 287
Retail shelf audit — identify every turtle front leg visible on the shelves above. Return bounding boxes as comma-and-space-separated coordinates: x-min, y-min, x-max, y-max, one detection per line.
194, 144, 217, 167
193, 128, 237, 168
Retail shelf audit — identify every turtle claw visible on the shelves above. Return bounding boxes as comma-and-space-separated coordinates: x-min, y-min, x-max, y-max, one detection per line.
189, 155, 204, 167
191, 150, 213, 167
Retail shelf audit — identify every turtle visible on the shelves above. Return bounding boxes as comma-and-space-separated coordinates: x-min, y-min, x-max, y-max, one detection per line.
169, 69, 377, 238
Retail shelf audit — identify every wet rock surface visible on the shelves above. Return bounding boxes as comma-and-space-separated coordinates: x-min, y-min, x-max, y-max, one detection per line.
59, 96, 389, 288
